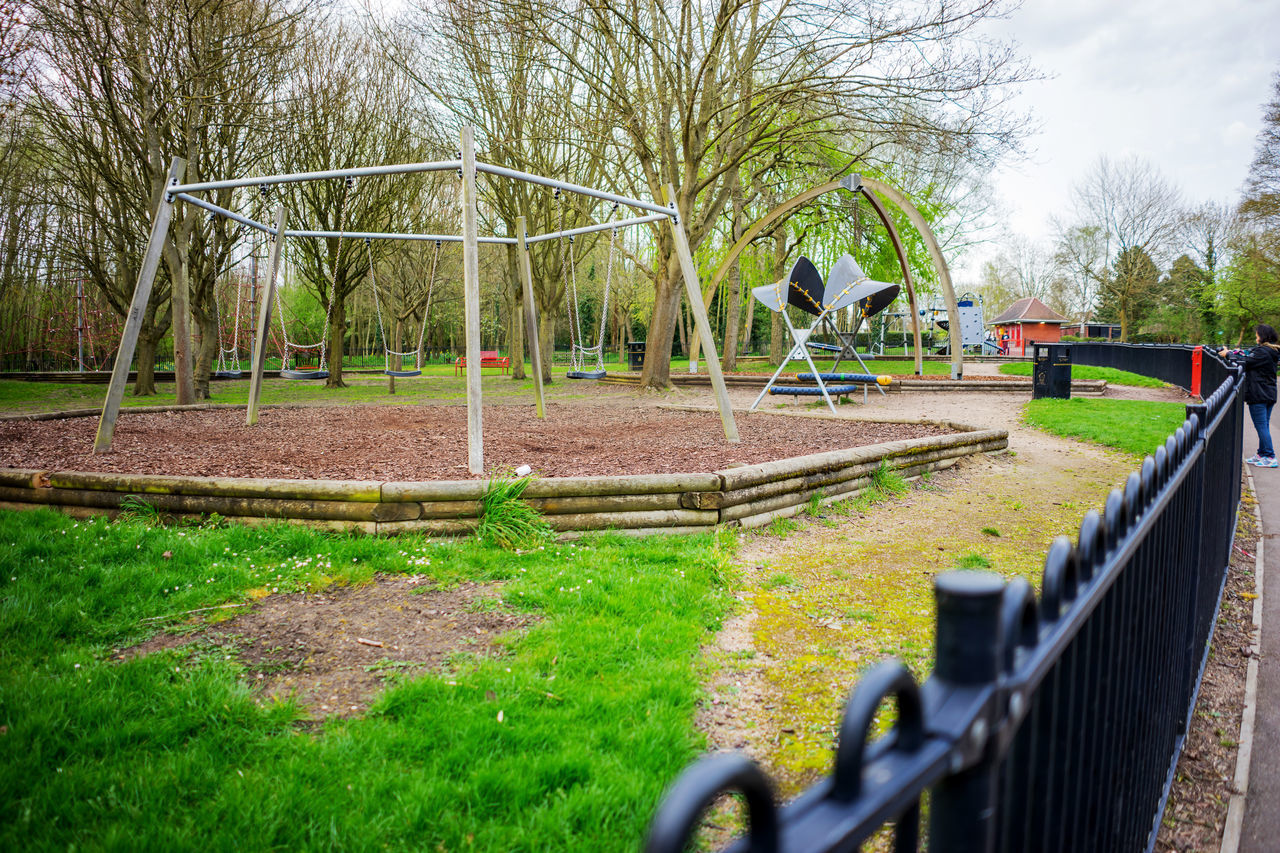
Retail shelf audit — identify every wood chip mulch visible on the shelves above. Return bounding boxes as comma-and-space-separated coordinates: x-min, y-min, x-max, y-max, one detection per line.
0, 405, 952, 481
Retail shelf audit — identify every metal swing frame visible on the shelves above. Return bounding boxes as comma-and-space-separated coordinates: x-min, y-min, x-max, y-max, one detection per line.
94, 126, 739, 475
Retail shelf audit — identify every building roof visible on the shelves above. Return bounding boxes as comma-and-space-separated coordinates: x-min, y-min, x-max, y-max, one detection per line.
988, 297, 1069, 326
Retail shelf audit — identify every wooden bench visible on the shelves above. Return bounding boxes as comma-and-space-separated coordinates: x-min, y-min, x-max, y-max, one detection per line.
455, 350, 511, 376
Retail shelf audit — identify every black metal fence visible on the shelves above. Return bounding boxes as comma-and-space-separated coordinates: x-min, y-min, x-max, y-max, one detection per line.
646, 343, 1245, 853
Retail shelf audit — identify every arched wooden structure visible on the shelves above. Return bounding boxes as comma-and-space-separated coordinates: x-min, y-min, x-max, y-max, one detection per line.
691, 174, 965, 379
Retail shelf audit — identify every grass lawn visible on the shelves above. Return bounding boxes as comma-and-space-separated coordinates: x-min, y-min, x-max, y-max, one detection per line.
1022, 398, 1188, 458
0, 509, 736, 851
999, 362, 1170, 388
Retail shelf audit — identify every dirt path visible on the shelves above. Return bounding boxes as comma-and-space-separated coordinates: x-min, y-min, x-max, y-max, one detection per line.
699, 389, 1143, 796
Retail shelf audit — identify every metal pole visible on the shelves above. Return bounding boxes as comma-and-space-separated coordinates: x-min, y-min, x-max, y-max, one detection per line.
283, 229, 516, 245
94, 157, 186, 453
664, 185, 739, 443
524, 213, 669, 244
461, 127, 485, 474
173, 194, 274, 235
246, 205, 287, 426
170, 159, 464, 196
477, 163, 674, 217
517, 216, 546, 418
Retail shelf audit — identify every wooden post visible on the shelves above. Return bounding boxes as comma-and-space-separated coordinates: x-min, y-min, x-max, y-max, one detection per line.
246, 205, 287, 426
461, 126, 484, 474
94, 157, 186, 453
172, 235, 194, 406
664, 185, 739, 443
516, 215, 546, 418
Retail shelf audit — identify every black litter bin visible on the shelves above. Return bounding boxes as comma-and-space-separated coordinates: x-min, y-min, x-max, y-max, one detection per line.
1032, 343, 1072, 399
626, 341, 645, 371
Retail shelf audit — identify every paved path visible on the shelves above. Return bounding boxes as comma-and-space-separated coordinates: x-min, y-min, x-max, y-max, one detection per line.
1240, 411, 1280, 853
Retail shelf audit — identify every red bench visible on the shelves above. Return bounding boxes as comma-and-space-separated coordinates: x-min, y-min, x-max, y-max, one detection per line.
455, 350, 511, 376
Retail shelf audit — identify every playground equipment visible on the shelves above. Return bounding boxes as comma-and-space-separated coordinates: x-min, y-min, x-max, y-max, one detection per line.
749, 254, 898, 415
690, 174, 969, 379
929, 292, 998, 355
366, 237, 433, 377
95, 127, 739, 474
560, 197, 620, 380
212, 257, 250, 379
275, 176, 354, 381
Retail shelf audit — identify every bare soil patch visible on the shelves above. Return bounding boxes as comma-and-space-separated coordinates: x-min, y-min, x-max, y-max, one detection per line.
123, 574, 533, 721
0, 404, 948, 480
1155, 478, 1257, 851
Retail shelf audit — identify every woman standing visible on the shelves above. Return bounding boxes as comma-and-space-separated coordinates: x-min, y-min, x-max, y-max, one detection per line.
1222, 324, 1280, 468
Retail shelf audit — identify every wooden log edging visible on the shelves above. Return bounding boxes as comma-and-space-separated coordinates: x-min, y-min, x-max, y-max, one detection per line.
599, 372, 1106, 395
0, 424, 1006, 536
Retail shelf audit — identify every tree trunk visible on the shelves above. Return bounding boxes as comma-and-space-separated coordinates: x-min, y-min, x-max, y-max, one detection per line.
326, 299, 347, 388
133, 326, 162, 397
721, 174, 744, 371
538, 311, 555, 384
392, 316, 404, 372
741, 291, 756, 354
676, 298, 689, 360
192, 307, 217, 400
162, 244, 194, 405
639, 250, 681, 389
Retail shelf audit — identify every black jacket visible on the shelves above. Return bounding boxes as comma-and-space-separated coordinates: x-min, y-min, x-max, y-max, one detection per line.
1240, 343, 1280, 405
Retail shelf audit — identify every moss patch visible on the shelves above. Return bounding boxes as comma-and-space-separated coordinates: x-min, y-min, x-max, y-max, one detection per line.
730, 443, 1131, 796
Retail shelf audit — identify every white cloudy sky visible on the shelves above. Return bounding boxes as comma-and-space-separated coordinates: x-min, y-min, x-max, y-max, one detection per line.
960, 0, 1280, 273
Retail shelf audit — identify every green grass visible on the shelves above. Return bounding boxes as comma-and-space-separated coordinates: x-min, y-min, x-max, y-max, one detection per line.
998, 362, 1170, 388
476, 475, 553, 550
1023, 398, 1187, 458
0, 509, 736, 851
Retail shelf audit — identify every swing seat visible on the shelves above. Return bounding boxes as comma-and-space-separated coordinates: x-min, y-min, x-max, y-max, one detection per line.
280, 369, 329, 380
213, 369, 243, 379
385, 369, 421, 378
797, 372, 892, 386
566, 370, 607, 380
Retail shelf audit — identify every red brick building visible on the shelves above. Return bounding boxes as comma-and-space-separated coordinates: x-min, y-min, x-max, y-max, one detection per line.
989, 297, 1069, 356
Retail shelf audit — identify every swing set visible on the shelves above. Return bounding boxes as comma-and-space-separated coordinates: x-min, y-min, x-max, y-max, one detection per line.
95, 126, 739, 475
558, 194, 621, 380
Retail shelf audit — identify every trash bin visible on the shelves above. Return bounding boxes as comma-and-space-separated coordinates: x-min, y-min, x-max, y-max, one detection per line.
1032, 343, 1071, 399
626, 341, 645, 371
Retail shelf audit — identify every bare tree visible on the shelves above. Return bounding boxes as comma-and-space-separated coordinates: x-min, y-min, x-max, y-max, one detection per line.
27, 0, 305, 395
538, 0, 1030, 387
1056, 156, 1183, 339
390, 0, 614, 384
274, 20, 429, 388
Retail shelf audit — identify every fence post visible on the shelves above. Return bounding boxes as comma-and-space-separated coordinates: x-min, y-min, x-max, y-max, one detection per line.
929, 571, 1005, 853
1178, 404, 1208, 734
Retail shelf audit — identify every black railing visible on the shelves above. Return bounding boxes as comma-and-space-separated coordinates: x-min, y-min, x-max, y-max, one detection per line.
646, 344, 1245, 853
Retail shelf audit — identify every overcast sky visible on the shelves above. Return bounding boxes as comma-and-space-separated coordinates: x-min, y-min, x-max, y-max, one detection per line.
959, 0, 1280, 276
